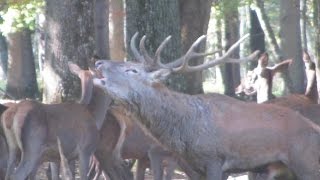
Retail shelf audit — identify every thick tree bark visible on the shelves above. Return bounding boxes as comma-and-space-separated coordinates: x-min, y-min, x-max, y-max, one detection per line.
249, 9, 265, 70
221, 2, 240, 97
43, 0, 95, 103
280, 0, 304, 93
126, 0, 185, 92
179, 0, 213, 94
109, 0, 125, 60
5, 29, 39, 99
94, 0, 110, 59
0, 33, 8, 80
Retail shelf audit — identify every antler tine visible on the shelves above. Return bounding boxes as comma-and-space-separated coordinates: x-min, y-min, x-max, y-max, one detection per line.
155, 35, 172, 68
172, 35, 208, 72
139, 35, 155, 65
130, 32, 144, 62
172, 34, 260, 73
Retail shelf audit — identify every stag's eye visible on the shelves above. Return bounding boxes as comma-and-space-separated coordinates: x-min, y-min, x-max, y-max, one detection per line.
125, 69, 138, 74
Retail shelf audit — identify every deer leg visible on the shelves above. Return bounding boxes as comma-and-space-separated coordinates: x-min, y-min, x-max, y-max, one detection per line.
48, 162, 60, 180
206, 162, 223, 180
164, 158, 176, 180
113, 117, 126, 160
78, 150, 93, 180
148, 148, 164, 180
135, 158, 148, 180
10, 147, 42, 180
5, 142, 18, 180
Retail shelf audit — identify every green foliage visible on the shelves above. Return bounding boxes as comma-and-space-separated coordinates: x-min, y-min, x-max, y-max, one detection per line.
213, 0, 253, 19
0, 0, 44, 34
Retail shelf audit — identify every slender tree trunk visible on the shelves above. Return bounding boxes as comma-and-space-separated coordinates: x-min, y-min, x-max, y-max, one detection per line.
5, 29, 39, 99
249, 8, 265, 70
0, 33, 8, 80
110, 0, 125, 60
43, 0, 95, 103
301, 0, 308, 50
222, 1, 240, 97
280, 0, 304, 93
94, 0, 110, 59
179, 0, 213, 94
313, 0, 320, 102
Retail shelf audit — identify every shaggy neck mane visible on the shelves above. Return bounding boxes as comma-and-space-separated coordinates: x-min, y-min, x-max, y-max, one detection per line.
127, 84, 212, 154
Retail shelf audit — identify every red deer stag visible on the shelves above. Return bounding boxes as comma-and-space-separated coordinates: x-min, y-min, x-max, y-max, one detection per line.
93, 33, 320, 180
71, 62, 196, 180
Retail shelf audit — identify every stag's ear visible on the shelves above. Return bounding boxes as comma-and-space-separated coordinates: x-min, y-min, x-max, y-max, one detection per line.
270, 59, 292, 76
68, 62, 82, 75
149, 69, 172, 83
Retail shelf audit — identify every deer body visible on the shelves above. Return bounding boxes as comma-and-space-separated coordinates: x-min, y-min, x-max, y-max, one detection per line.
94, 60, 320, 180
92, 33, 320, 179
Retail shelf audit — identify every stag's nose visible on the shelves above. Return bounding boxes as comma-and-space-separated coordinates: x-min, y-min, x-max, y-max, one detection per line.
95, 60, 104, 69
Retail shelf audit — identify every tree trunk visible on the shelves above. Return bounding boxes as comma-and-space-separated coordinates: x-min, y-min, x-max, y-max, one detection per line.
126, 0, 185, 92
0, 33, 8, 80
5, 29, 39, 99
43, 0, 95, 103
94, 0, 110, 59
280, 0, 304, 93
179, 0, 213, 94
313, 0, 320, 102
301, 0, 308, 50
110, 0, 125, 60
249, 8, 265, 70
221, 1, 240, 97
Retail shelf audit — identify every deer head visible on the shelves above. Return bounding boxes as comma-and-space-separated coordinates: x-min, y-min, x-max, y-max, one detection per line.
236, 53, 292, 103
93, 32, 259, 106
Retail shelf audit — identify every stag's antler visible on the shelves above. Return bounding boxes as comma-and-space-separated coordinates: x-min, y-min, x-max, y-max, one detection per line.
130, 32, 260, 73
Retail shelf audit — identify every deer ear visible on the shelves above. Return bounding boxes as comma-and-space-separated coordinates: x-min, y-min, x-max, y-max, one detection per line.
68, 62, 82, 75
270, 59, 292, 76
149, 69, 172, 83
258, 53, 269, 67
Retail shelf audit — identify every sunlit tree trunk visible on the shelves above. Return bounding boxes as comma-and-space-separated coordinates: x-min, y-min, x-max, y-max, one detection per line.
110, 0, 125, 60
43, 0, 95, 103
313, 0, 320, 102
5, 29, 39, 99
280, 0, 304, 93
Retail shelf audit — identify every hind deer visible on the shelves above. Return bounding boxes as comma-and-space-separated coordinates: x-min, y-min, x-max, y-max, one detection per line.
0, 62, 114, 180
236, 51, 319, 180
93, 32, 320, 180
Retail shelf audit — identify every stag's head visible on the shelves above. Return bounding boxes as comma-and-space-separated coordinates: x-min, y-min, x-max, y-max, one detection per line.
94, 32, 259, 104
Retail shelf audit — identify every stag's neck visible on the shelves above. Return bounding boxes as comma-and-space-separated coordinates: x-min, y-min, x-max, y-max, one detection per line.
88, 87, 111, 130
127, 86, 211, 154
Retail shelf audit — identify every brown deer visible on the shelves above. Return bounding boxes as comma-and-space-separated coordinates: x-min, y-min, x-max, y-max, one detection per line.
236, 51, 319, 180
236, 51, 318, 106
93, 33, 320, 180
71, 63, 195, 180
0, 62, 115, 180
